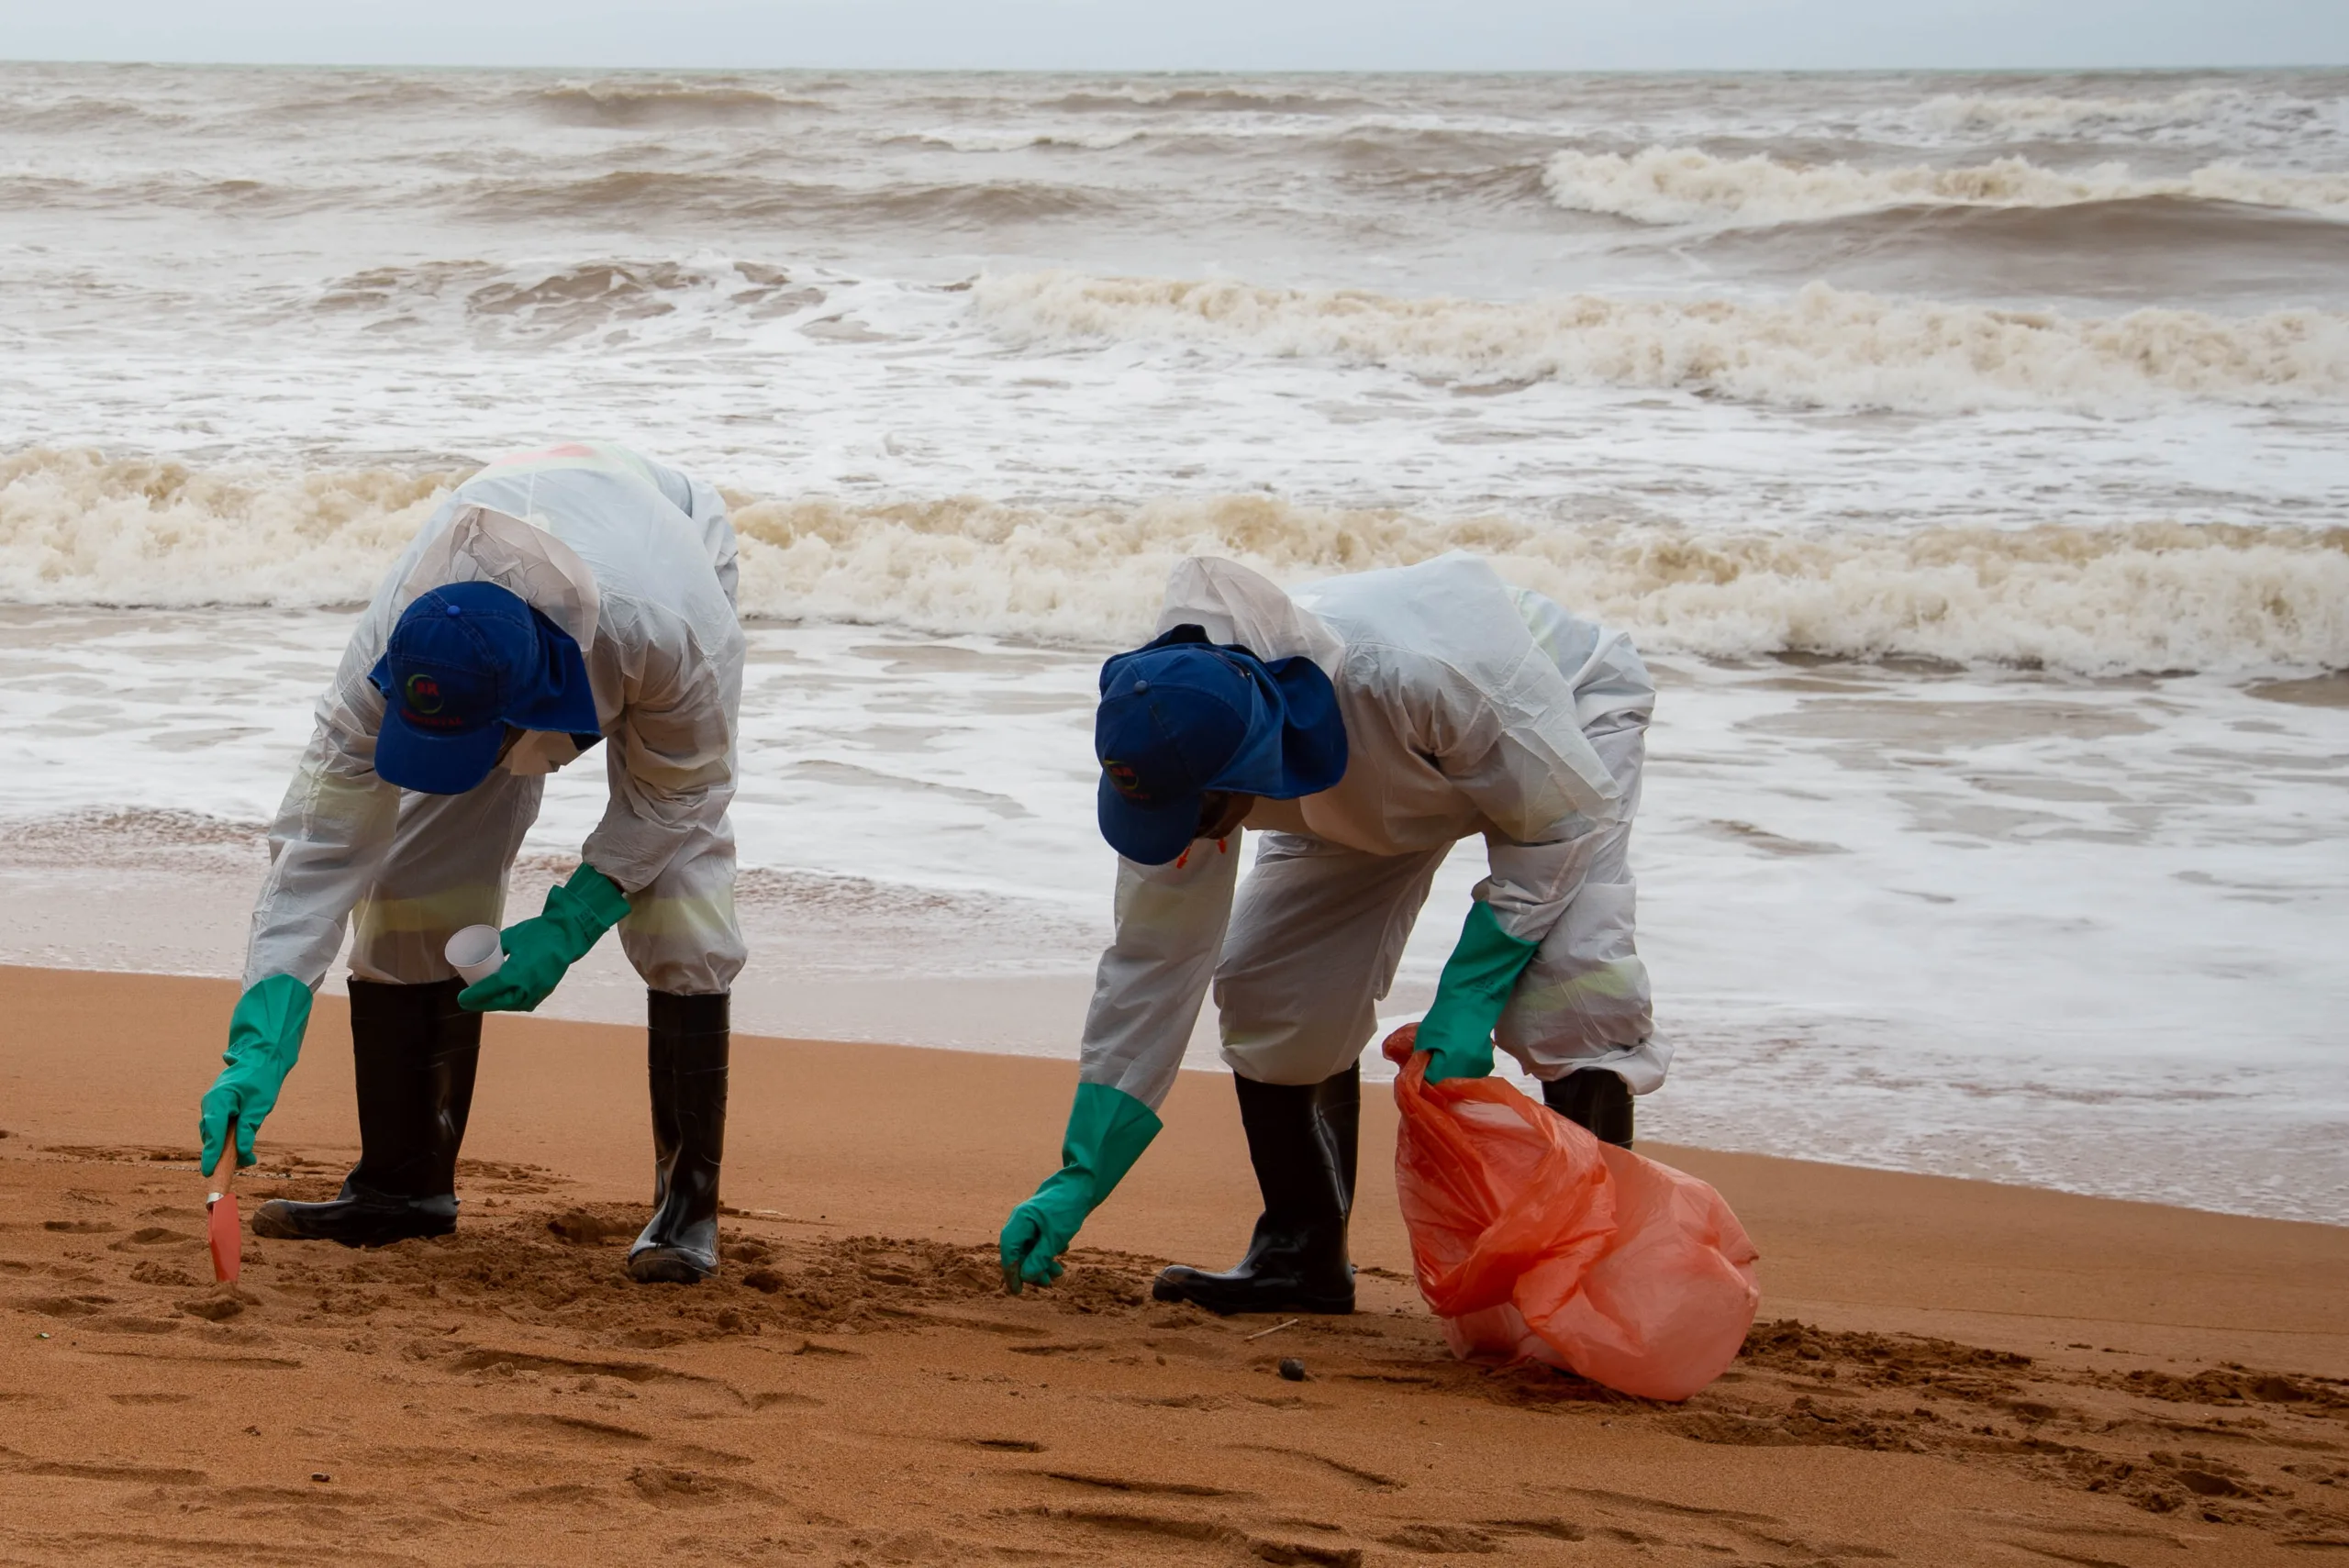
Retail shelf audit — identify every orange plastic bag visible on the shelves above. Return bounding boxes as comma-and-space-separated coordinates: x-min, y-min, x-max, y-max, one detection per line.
1383, 1026, 1759, 1401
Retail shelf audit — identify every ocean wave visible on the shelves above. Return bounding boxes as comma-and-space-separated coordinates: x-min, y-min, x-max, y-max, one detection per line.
971, 270, 2349, 415
0, 171, 328, 215
532, 80, 831, 126
4, 450, 2342, 676
312, 258, 824, 339
243, 74, 469, 119
1542, 146, 2349, 227
891, 126, 1151, 153
0, 95, 191, 132
1334, 142, 1557, 206
472, 170, 1109, 227
1912, 86, 2332, 141
1041, 85, 1373, 115
0, 450, 462, 610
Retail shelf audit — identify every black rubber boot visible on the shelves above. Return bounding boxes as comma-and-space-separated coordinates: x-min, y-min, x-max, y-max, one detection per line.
628, 990, 729, 1284
1543, 1068, 1634, 1148
1152, 1063, 1358, 1316
252, 977, 480, 1246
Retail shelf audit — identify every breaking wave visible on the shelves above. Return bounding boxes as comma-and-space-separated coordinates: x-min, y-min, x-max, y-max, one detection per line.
4, 450, 2342, 677
971, 270, 2349, 414
1542, 146, 2349, 227
310, 257, 826, 343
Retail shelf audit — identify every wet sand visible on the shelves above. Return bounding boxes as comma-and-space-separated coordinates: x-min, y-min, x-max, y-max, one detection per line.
3, 965, 2346, 1565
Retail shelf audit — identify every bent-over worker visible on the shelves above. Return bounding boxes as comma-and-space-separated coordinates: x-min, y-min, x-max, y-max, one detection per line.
1000, 552, 1662, 1315
197, 441, 746, 1284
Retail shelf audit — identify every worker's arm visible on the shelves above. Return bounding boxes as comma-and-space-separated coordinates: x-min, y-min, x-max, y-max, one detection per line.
579, 607, 741, 898
212, 630, 406, 1173
1483, 714, 1658, 1077
460, 602, 741, 1015
999, 837, 1242, 1288
243, 699, 404, 993
1077, 839, 1244, 1110
1415, 636, 1642, 1083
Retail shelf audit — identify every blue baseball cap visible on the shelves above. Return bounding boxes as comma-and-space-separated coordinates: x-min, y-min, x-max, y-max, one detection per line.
367, 581, 599, 795
1094, 625, 1347, 865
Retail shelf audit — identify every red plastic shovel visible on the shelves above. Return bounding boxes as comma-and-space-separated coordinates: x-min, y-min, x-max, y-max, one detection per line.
206, 1121, 241, 1284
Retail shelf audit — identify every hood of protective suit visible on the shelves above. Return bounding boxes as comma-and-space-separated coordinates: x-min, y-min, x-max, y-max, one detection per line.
1147, 553, 1632, 858
1153, 557, 1343, 674
395, 503, 602, 651
388, 504, 606, 776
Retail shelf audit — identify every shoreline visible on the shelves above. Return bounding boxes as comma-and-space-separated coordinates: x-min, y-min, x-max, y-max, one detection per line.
6, 606, 2344, 1229
4, 955, 2342, 1233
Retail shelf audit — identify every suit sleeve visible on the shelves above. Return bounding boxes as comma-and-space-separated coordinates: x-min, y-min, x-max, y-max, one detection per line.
1075, 837, 1243, 1111
241, 619, 404, 991
582, 609, 743, 895
1425, 642, 1640, 947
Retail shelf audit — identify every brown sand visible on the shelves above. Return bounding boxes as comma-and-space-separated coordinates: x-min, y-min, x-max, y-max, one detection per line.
3, 966, 2345, 1566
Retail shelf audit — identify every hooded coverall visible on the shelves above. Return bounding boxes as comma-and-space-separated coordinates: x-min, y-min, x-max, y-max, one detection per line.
244, 442, 746, 999
1078, 551, 1664, 1113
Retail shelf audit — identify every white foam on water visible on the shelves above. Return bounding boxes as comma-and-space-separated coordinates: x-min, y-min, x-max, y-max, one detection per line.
1917, 87, 2243, 138
1907, 86, 2348, 150
973, 270, 2349, 415
6, 450, 2345, 676
1544, 145, 2349, 228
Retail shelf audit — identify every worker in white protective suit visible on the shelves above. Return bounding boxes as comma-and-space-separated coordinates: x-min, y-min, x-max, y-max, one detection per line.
999, 552, 1662, 1316
195, 442, 747, 1284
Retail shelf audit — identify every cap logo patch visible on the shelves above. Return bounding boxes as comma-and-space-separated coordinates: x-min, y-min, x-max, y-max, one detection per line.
1104, 761, 1148, 802
404, 673, 445, 716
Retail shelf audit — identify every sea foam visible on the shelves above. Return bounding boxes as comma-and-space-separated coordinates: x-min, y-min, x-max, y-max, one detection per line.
1542, 146, 2349, 227
5, 450, 2342, 677
971, 270, 2349, 414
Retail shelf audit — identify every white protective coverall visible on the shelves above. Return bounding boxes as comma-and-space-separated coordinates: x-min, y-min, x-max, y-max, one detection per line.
243, 441, 747, 997
1078, 552, 1663, 1109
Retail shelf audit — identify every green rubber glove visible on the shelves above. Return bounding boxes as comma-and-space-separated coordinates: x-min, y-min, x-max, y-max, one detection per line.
459, 863, 631, 1014
199, 973, 314, 1175
999, 1082, 1163, 1292
1417, 900, 1541, 1084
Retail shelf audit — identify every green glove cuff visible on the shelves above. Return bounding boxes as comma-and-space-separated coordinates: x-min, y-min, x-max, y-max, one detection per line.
1417, 900, 1540, 1084
226, 973, 315, 1071
545, 863, 632, 947
202, 973, 314, 1173
1042, 1081, 1163, 1212
1000, 1083, 1162, 1285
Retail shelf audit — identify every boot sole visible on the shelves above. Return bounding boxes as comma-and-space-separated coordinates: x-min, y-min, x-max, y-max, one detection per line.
1150, 1273, 1353, 1317
250, 1201, 455, 1249
626, 1247, 715, 1284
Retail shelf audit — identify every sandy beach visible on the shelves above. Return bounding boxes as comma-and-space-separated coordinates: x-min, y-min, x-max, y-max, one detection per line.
4, 964, 2344, 1566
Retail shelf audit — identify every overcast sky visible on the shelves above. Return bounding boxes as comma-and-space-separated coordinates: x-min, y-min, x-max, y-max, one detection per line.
3, 0, 2343, 72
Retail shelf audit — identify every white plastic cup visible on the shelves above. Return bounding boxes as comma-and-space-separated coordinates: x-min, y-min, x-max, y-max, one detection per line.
446, 925, 506, 985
